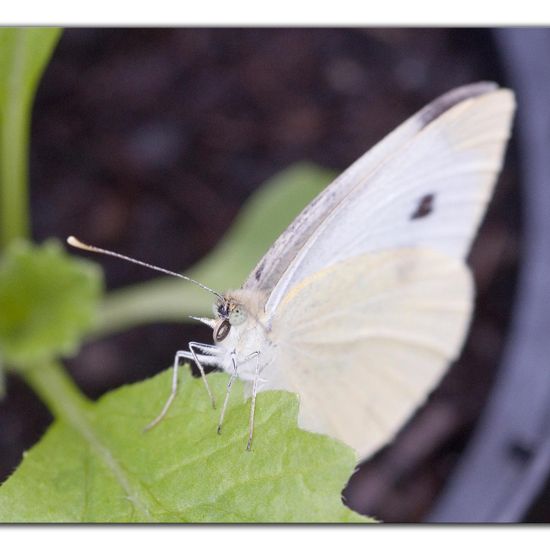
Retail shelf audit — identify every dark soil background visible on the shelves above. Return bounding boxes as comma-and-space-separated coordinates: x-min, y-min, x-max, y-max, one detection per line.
0, 28, 524, 522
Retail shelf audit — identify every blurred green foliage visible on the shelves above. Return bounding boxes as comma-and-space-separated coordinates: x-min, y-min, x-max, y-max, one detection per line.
0, 240, 102, 369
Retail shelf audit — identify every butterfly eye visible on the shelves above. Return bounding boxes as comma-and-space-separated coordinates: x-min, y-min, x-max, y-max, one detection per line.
229, 306, 247, 326
214, 319, 231, 342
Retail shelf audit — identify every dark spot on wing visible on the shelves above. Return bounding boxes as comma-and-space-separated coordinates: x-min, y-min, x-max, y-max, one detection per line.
418, 82, 497, 128
508, 440, 534, 463
411, 193, 435, 220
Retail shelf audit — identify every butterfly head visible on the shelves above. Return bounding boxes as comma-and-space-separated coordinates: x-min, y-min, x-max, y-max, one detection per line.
212, 295, 249, 343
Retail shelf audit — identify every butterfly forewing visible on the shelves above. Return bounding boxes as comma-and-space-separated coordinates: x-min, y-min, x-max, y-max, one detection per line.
262, 88, 515, 315
243, 82, 506, 303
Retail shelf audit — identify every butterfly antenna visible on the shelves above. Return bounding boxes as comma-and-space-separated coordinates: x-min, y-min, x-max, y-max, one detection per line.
67, 236, 224, 301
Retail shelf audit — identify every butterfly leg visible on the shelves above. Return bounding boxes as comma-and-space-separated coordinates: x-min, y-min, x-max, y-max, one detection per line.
144, 350, 189, 431
246, 351, 261, 452
217, 351, 261, 448
144, 343, 220, 432
217, 351, 238, 435
189, 341, 217, 410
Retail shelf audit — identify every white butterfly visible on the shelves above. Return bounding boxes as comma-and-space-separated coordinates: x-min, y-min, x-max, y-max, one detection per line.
68, 81, 515, 461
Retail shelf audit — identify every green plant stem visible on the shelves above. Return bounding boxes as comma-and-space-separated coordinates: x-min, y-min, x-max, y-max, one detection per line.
0, 31, 30, 248
22, 361, 90, 421
0, 28, 62, 250
96, 277, 210, 338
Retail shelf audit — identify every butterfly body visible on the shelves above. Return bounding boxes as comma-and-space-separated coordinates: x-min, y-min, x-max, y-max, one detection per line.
204, 82, 515, 458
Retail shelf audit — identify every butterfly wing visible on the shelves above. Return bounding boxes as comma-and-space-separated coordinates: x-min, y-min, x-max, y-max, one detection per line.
256, 249, 473, 460
250, 85, 514, 314
240, 83, 514, 459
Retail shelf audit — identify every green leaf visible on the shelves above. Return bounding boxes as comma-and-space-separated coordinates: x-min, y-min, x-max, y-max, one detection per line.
0, 366, 371, 523
0, 28, 62, 248
97, 163, 336, 336
0, 240, 102, 369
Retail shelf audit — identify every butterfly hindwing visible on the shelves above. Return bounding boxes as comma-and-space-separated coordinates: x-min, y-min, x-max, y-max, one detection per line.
255, 249, 473, 460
